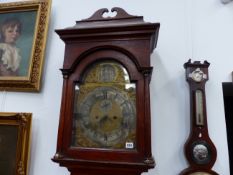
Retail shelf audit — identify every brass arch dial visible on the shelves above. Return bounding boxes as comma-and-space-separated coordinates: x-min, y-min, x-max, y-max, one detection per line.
72, 61, 136, 149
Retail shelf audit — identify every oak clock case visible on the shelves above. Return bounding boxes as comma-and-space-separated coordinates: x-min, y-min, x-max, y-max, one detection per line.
52, 7, 160, 175
181, 60, 218, 175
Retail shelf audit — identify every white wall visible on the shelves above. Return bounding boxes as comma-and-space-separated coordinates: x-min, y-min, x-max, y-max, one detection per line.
221, 0, 233, 4
2, 0, 233, 174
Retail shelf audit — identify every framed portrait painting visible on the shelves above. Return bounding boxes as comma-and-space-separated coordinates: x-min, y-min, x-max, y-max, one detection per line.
0, 0, 51, 91
0, 112, 32, 175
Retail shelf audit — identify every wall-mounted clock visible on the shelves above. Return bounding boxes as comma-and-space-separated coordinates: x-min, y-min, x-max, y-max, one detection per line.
181, 60, 218, 175
52, 7, 160, 175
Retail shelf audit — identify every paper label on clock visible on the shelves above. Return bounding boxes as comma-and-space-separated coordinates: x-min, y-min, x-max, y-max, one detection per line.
125, 142, 134, 149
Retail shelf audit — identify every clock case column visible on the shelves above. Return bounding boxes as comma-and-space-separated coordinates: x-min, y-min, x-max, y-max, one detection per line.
52, 7, 160, 175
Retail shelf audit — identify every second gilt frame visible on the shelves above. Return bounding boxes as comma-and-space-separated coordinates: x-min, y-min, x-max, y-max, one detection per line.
0, 112, 32, 175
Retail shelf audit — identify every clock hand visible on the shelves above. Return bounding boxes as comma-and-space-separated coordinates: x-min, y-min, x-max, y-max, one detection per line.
102, 101, 109, 108
103, 90, 107, 99
104, 134, 108, 141
99, 115, 108, 127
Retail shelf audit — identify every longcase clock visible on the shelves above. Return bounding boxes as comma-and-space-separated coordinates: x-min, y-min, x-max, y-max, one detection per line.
52, 7, 160, 175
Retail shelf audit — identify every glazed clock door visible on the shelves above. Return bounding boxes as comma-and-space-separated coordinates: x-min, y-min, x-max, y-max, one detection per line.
72, 61, 136, 150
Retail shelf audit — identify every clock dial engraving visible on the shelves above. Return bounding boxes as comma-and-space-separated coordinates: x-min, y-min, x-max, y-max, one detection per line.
72, 61, 136, 149
99, 64, 116, 82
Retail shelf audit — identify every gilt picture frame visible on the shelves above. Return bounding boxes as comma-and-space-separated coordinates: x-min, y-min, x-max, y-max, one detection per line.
0, 0, 51, 91
0, 112, 32, 175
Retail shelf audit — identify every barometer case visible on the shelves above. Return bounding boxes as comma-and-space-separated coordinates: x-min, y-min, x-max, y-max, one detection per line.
181, 60, 218, 175
52, 7, 160, 175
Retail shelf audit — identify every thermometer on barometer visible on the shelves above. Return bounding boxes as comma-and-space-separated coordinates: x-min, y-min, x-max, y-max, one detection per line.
195, 90, 204, 126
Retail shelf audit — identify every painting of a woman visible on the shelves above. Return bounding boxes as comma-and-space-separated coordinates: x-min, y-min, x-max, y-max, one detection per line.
0, 18, 22, 76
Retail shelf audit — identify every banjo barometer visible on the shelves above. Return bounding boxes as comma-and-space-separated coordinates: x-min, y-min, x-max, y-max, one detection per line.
52, 7, 160, 175
181, 60, 218, 175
